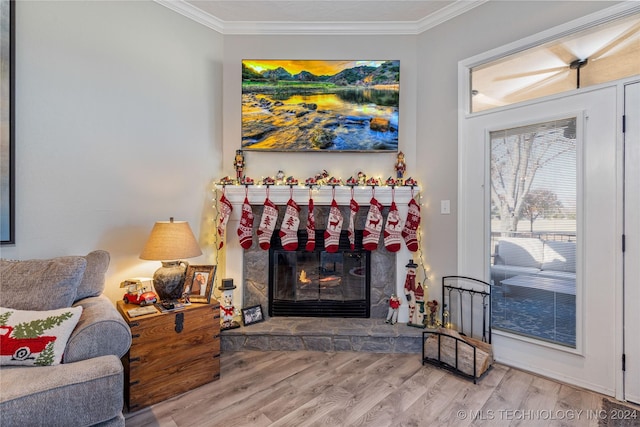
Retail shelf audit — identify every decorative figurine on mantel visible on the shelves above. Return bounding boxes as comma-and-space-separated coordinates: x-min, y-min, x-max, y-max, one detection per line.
395, 151, 406, 180
234, 150, 245, 183
219, 278, 240, 330
357, 171, 367, 186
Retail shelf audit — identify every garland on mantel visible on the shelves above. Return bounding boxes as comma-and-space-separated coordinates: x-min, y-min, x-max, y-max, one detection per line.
215, 172, 418, 188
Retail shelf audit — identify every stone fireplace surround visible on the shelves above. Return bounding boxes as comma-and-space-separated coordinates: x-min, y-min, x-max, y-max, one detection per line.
219, 186, 423, 353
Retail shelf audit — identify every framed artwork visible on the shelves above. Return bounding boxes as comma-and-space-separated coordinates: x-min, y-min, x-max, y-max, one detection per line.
182, 265, 216, 304
241, 304, 265, 326
1, 0, 14, 244
242, 60, 399, 152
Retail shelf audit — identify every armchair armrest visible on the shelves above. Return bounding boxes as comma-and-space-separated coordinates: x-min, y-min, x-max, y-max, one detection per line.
64, 295, 131, 363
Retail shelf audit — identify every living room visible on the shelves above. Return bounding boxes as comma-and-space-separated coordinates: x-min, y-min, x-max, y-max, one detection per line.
1, 0, 638, 425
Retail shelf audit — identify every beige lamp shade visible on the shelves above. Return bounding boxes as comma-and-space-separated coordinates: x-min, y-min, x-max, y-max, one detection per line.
140, 218, 202, 261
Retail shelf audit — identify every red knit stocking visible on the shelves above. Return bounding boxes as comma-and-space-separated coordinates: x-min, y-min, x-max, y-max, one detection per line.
347, 192, 359, 251
279, 197, 300, 251
237, 196, 254, 250
363, 197, 383, 251
257, 196, 278, 250
305, 197, 316, 251
384, 201, 403, 252
217, 192, 233, 250
324, 198, 343, 253
402, 197, 421, 252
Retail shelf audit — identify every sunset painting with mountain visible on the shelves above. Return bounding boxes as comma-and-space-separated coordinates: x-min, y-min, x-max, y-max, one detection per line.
242, 60, 400, 152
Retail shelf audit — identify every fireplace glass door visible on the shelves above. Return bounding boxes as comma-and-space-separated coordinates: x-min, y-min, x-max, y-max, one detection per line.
269, 231, 370, 318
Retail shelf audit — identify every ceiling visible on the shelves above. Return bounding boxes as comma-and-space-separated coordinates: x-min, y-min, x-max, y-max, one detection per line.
155, 0, 487, 34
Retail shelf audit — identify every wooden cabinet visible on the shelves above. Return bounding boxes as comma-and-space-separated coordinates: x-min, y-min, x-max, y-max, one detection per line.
117, 301, 220, 411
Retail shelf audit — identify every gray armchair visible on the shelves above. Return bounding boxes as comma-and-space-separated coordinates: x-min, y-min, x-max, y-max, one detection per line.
0, 251, 131, 426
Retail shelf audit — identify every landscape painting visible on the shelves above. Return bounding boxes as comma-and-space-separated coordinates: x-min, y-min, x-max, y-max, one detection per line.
242, 60, 399, 152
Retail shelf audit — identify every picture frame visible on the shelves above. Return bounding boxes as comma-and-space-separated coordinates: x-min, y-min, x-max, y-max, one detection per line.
241, 304, 265, 326
1, 0, 15, 244
242, 59, 399, 152
182, 265, 216, 304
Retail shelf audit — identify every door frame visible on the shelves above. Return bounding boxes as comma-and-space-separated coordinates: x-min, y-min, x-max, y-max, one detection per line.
623, 81, 640, 404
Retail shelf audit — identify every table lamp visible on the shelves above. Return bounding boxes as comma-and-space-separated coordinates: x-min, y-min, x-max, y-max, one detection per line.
140, 217, 203, 302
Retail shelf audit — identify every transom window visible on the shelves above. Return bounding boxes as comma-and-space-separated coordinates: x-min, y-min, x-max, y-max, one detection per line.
471, 13, 639, 112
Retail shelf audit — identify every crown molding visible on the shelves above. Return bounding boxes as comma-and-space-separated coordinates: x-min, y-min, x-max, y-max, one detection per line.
155, 0, 225, 33
416, 0, 489, 33
155, 0, 488, 35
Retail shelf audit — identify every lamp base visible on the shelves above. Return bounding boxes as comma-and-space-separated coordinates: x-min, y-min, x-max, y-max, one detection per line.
153, 261, 188, 301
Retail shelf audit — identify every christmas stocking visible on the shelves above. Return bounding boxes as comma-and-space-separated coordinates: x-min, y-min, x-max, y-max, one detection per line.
384, 201, 403, 252
257, 197, 278, 250
305, 197, 316, 251
279, 198, 300, 251
347, 196, 359, 251
324, 199, 343, 253
402, 198, 421, 252
217, 192, 233, 249
237, 197, 254, 250
363, 197, 383, 251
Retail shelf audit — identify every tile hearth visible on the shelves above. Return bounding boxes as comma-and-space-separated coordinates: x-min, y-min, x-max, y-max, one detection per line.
220, 317, 424, 354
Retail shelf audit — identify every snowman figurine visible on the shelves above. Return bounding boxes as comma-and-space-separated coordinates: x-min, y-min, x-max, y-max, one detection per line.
219, 278, 240, 330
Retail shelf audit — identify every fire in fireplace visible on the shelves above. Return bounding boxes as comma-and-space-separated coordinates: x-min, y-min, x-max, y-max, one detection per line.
269, 230, 371, 318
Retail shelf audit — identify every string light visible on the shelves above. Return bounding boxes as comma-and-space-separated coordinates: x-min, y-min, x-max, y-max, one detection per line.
414, 190, 430, 295
211, 185, 223, 301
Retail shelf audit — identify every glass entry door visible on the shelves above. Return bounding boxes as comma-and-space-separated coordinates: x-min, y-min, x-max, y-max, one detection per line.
489, 118, 577, 347
459, 85, 620, 394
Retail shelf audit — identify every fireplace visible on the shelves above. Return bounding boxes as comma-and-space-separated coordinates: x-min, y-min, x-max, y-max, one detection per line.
269, 230, 371, 318
238, 200, 400, 322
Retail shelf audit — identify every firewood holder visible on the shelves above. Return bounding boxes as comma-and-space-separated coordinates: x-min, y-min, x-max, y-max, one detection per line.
421, 275, 492, 383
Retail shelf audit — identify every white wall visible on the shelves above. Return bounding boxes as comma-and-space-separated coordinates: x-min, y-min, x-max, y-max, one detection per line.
1, 0, 615, 306
1, 0, 224, 303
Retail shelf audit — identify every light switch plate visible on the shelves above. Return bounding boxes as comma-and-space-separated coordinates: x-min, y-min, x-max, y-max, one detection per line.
441, 200, 451, 214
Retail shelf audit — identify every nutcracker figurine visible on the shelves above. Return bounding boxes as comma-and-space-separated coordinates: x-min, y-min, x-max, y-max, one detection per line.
395, 151, 406, 180
234, 150, 245, 182
219, 278, 240, 330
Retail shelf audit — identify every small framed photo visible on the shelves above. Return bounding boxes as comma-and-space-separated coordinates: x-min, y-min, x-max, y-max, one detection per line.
241, 304, 265, 326
183, 265, 216, 304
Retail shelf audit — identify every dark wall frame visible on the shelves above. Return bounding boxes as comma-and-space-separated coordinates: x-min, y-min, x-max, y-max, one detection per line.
1, 0, 14, 245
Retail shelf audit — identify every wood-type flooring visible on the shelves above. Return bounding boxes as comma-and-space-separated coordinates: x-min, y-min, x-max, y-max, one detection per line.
125, 351, 639, 427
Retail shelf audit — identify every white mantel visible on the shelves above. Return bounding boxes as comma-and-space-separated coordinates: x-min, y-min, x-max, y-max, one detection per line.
215, 184, 423, 323
217, 184, 419, 206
